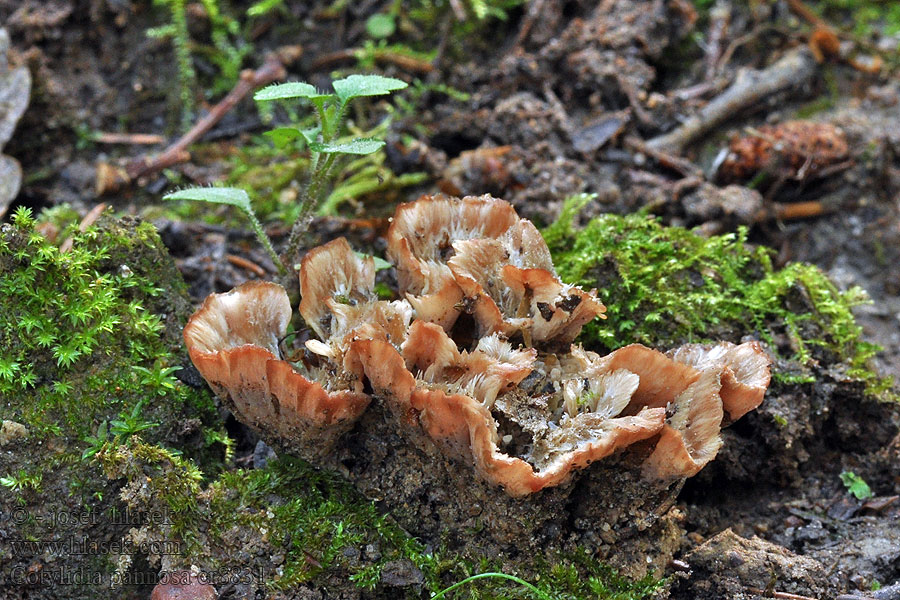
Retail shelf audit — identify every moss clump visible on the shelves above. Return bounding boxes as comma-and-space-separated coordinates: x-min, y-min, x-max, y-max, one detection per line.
0, 207, 219, 442
543, 195, 892, 396
98, 437, 660, 599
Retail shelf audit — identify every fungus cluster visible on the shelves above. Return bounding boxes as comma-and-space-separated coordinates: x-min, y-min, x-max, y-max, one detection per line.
185, 195, 771, 497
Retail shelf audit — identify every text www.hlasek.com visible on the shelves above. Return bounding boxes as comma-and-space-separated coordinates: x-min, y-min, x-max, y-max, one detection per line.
9, 537, 180, 556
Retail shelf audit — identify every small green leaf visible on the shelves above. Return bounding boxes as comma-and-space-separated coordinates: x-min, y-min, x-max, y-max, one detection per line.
254, 82, 333, 102
366, 13, 396, 38
264, 127, 304, 148
332, 74, 407, 104
354, 251, 392, 271
164, 187, 252, 213
308, 138, 385, 155
300, 126, 322, 144
840, 471, 873, 500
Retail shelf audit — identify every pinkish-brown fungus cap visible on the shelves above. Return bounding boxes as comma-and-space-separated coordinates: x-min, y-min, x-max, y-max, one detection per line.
184, 194, 773, 495
386, 195, 520, 329
668, 341, 771, 421
183, 281, 370, 457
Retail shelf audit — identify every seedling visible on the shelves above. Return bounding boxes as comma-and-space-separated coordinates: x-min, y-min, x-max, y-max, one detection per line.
840, 471, 873, 500
165, 74, 407, 277
253, 74, 407, 262
109, 399, 160, 438
1, 469, 44, 504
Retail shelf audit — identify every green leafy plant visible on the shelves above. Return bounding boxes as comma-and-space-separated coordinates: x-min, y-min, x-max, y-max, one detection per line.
1, 469, 44, 504
840, 471, 873, 500
148, 0, 250, 126
148, 0, 197, 127
81, 421, 109, 461
132, 364, 182, 396
166, 74, 408, 273
109, 399, 160, 438
196, 0, 250, 94
253, 74, 407, 260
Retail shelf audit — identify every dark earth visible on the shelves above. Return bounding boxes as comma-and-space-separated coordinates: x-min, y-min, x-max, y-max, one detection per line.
1, 1, 899, 599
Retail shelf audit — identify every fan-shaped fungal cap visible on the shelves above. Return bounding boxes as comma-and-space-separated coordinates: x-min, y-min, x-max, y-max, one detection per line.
641, 368, 726, 480
183, 280, 370, 457
409, 383, 666, 497
668, 341, 771, 421
397, 321, 667, 496
299, 237, 376, 340
389, 196, 605, 344
386, 194, 519, 294
386, 194, 520, 329
401, 320, 536, 408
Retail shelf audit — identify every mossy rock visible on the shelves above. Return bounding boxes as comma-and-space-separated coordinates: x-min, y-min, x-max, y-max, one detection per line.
0, 208, 222, 599
543, 194, 892, 396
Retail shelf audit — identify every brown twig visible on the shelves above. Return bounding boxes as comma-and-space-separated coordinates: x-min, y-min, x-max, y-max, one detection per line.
616, 74, 654, 127
786, 0, 827, 30
60, 203, 107, 253
96, 53, 287, 196
448, 0, 467, 21
93, 132, 166, 145
624, 136, 704, 178
309, 48, 434, 75
647, 48, 817, 153
717, 25, 790, 78
747, 587, 821, 600
226, 253, 267, 277
514, 0, 546, 46
771, 200, 826, 221
705, 1, 730, 81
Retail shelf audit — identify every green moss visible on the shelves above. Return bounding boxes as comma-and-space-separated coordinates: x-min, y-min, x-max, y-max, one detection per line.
812, 0, 900, 37
544, 195, 893, 397
0, 207, 220, 457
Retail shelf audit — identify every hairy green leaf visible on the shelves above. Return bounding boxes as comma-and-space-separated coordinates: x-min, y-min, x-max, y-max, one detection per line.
264, 127, 304, 148
164, 187, 252, 213
308, 138, 385, 155
332, 74, 407, 104
254, 82, 333, 102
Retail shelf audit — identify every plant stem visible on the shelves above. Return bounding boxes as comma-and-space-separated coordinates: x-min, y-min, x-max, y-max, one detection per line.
245, 209, 287, 275
282, 151, 338, 269
430, 573, 552, 600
